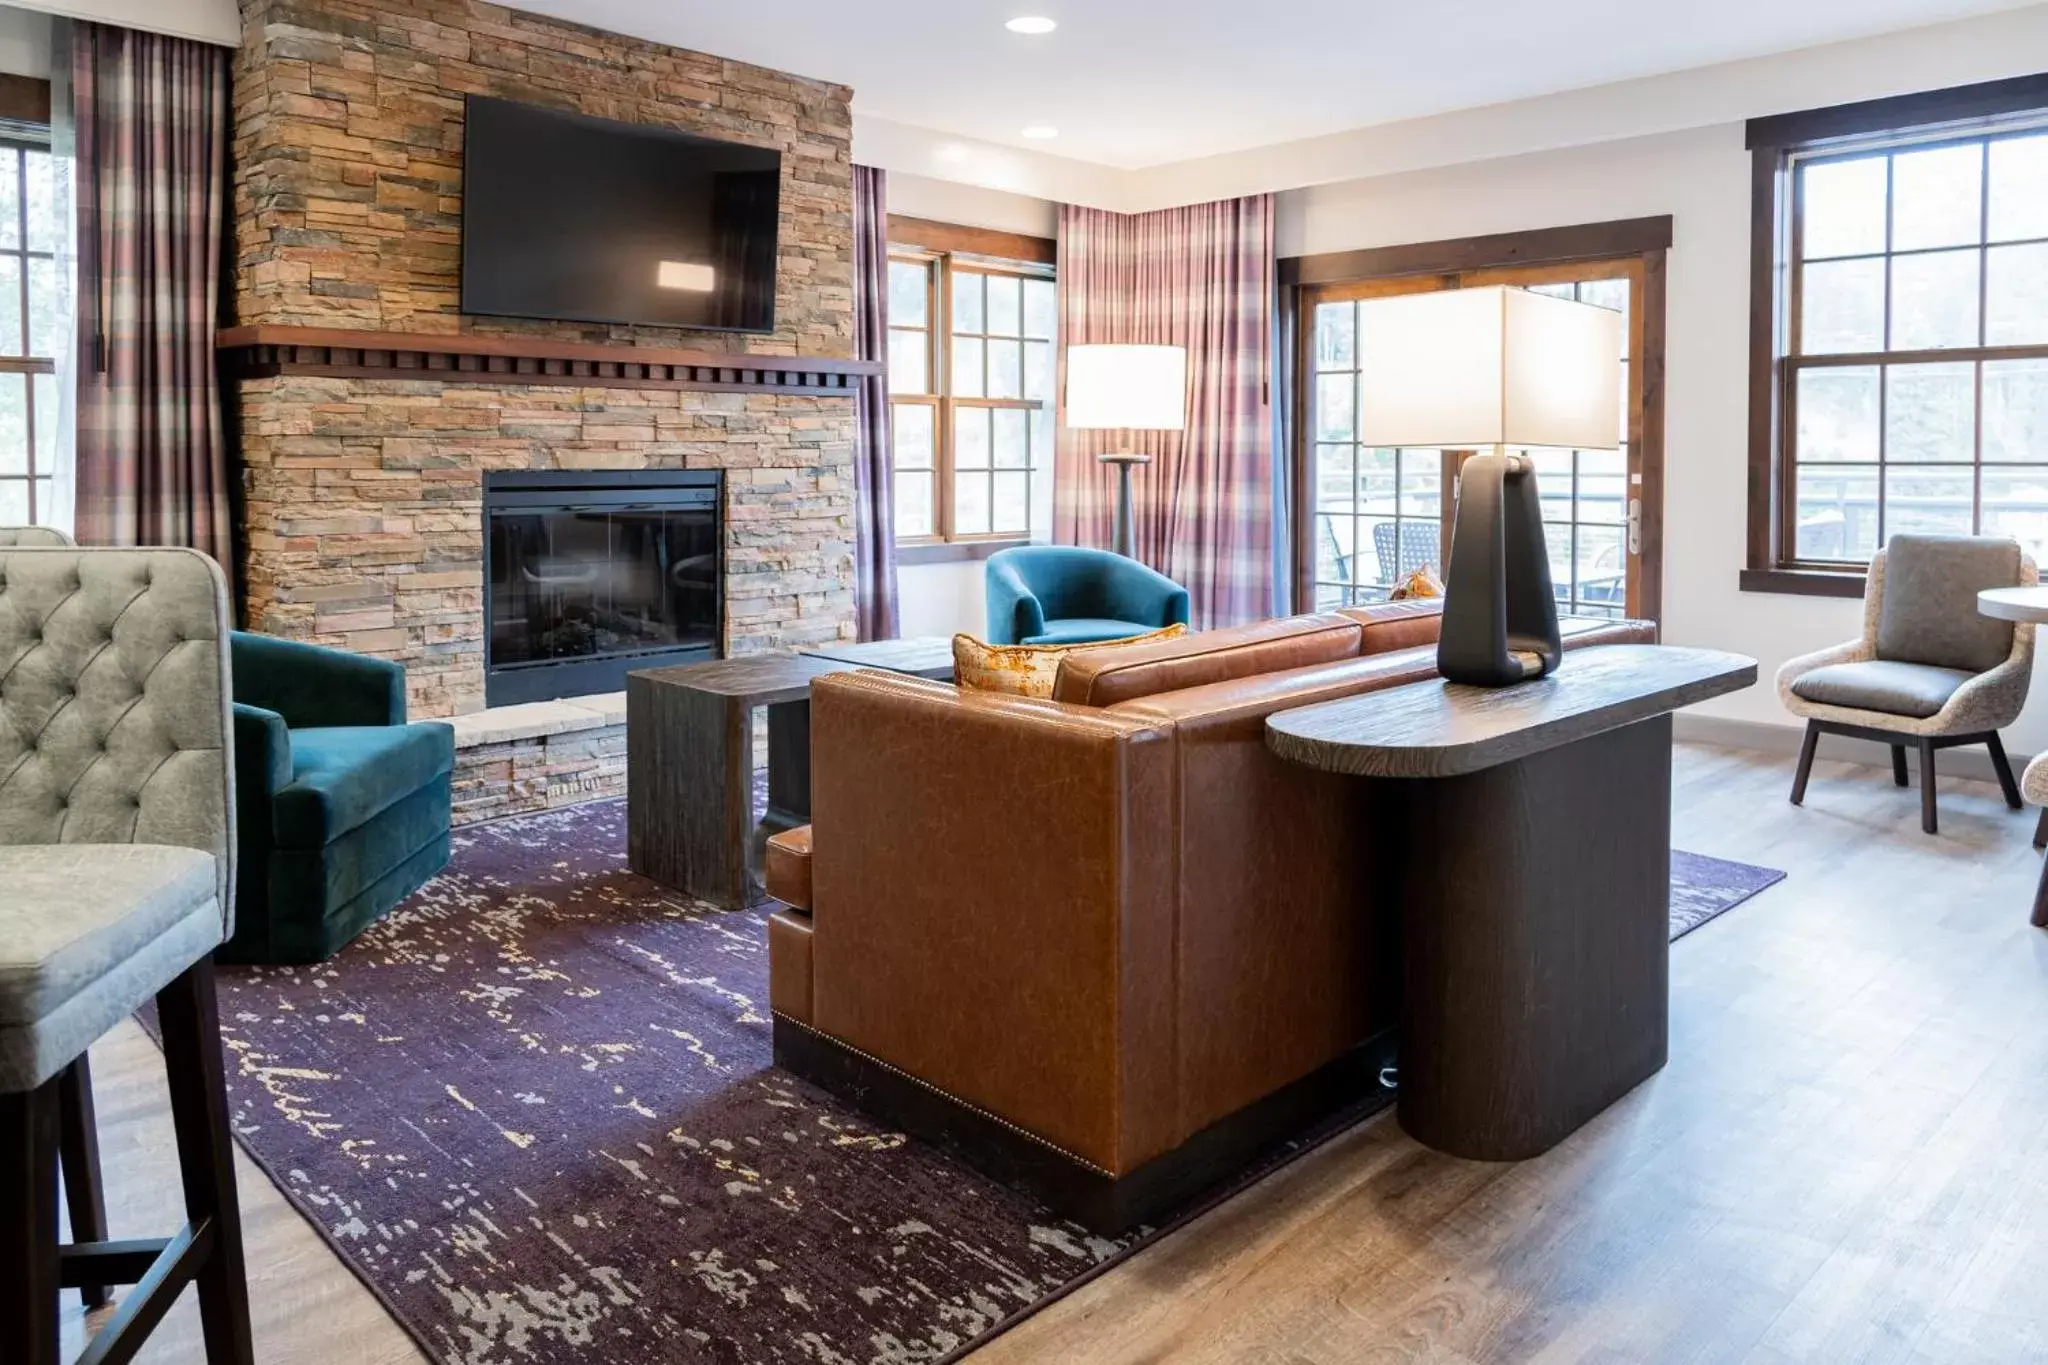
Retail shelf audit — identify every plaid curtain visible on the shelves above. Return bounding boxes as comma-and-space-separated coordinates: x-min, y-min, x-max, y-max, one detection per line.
72, 22, 231, 562
1054, 195, 1276, 628
851, 165, 900, 640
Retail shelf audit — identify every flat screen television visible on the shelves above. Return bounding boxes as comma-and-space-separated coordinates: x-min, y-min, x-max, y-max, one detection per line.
461, 96, 781, 334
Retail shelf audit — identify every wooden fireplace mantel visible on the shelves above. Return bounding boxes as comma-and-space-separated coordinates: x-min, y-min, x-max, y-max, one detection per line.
216, 324, 880, 396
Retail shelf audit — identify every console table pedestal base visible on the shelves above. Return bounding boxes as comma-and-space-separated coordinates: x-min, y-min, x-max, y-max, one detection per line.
1395, 715, 1672, 1161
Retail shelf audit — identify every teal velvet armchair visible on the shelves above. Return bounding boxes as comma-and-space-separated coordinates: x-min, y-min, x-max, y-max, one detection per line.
225, 633, 455, 963
984, 545, 1191, 646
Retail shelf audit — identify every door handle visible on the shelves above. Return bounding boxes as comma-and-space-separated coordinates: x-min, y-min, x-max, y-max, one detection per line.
1627, 498, 1642, 556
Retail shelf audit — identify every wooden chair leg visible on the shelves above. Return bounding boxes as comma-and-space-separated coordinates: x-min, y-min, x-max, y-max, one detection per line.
1, 1079, 63, 1365
1891, 745, 1909, 787
1987, 732, 2023, 810
2035, 852, 2048, 929
1790, 720, 1821, 805
1919, 737, 1939, 835
57, 1054, 110, 1309
2034, 807, 2048, 851
157, 960, 255, 1365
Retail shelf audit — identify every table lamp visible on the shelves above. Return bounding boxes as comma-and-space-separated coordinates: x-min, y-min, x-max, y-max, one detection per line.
1356, 286, 1623, 686
1064, 343, 1187, 559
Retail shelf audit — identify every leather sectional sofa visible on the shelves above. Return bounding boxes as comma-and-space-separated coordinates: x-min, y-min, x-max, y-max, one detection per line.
765, 602, 1653, 1230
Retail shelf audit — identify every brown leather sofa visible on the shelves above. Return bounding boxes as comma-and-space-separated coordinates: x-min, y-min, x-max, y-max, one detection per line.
766, 602, 1653, 1230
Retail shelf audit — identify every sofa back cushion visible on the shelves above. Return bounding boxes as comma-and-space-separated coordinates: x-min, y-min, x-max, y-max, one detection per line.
1876, 534, 2020, 674
1339, 600, 1445, 656
1051, 612, 1363, 708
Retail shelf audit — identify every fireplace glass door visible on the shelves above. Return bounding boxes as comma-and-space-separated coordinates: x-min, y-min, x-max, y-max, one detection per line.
485, 471, 721, 705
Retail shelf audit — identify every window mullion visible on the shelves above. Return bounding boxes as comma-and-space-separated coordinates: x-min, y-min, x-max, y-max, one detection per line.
935, 254, 953, 542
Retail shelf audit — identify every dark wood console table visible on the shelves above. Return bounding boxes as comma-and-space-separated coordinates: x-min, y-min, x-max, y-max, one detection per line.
1267, 645, 1757, 1161
627, 638, 952, 908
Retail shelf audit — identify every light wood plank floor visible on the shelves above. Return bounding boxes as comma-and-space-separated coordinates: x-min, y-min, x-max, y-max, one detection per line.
59, 743, 2048, 1364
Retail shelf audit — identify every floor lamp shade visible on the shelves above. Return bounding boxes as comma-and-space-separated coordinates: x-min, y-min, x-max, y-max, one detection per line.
1352, 287, 1624, 686
1064, 344, 1188, 557
1065, 344, 1188, 431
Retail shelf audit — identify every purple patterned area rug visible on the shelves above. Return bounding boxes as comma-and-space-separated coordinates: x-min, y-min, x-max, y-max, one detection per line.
154, 802, 1782, 1365
1669, 849, 1786, 939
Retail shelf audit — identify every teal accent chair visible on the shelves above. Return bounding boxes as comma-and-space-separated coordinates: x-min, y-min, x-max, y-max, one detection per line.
984, 546, 1191, 646
224, 633, 455, 963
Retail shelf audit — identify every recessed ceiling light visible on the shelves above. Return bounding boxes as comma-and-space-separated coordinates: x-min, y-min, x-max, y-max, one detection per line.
1021, 125, 1059, 140
1005, 16, 1057, 34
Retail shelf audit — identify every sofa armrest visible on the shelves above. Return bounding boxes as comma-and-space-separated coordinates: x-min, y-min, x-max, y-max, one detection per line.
764, 826, 813, 911
232, 702, 292, 851
231, 632, 407, 728
805, 671, 1179, 1174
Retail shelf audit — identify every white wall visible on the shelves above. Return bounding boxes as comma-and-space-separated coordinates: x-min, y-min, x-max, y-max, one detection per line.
897, 558, 985, 639
0, 0, 236, 46
1134, 3, 2048, 210
0, 6, 49, 76
856, 114, 1129, 212
886, 170, 1057, 238
1278, 124, 2048, 754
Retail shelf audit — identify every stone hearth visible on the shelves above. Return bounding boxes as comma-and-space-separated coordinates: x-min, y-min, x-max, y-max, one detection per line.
445, 692, 627, 825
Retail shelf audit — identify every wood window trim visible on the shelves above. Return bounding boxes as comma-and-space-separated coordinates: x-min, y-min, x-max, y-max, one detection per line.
1283, 218, 1670, 623
1744, 76, 2048, 596
887, 215, 1055, 266
1281, 215, 1672, 289
887, 245, 1054, 547
0, 76, 50, 128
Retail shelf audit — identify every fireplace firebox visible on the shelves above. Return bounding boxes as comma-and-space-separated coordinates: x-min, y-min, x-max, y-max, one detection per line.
483, 470, 722, 706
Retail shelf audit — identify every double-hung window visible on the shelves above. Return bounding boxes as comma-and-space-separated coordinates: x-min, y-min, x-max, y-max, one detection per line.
886, 248, 1055, 546
1747, 77, 2048, 592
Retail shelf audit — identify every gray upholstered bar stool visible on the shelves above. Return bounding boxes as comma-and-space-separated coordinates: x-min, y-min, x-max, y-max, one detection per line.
1778, 534, 2035, 835
0, 545, 254, 1365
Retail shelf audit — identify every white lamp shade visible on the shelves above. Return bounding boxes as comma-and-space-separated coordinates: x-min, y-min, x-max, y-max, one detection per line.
1064, 344, 1188, 431
1354, 286, 1623, 450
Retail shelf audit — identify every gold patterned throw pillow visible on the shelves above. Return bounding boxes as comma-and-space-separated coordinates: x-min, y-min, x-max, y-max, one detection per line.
954, 625, 1188, 699
1389, 564, 1444, 600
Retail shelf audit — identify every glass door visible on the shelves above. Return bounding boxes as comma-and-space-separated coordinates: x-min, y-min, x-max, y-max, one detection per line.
1302, 256, 1659, 622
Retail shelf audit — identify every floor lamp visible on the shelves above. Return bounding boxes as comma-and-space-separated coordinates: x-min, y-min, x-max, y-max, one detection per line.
1064, 343, 1188, 560
1354, 286, 1624, 686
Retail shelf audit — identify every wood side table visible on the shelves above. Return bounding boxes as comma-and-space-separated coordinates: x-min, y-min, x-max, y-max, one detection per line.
1267, 644, 1757, 1161
627, 638, 953, 909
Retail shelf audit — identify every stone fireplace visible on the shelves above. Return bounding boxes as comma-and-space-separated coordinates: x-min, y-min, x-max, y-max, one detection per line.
226, 0, 862, 820
482, 469, 722, 706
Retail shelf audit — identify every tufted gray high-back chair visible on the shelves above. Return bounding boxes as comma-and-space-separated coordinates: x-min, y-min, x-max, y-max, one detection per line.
0, 525, 74, 547
0, 546, 236, 920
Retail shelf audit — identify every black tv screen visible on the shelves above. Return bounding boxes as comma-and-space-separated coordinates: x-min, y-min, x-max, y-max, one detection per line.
461, 96, 781, 334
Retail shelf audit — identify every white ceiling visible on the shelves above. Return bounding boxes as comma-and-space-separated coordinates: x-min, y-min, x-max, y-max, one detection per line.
517, 0, 2041, 168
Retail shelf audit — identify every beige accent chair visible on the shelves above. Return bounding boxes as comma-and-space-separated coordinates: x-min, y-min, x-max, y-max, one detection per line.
0, 525, 73, 547
0, 545, 254, 1364
1778, 534, 2035, 835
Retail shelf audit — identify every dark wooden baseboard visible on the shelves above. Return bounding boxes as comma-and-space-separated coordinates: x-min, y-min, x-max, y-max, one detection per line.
773, 1017, 1397, 1235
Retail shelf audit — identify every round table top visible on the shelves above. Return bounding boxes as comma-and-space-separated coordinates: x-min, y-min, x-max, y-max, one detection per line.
1978, 585, 2048, 623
